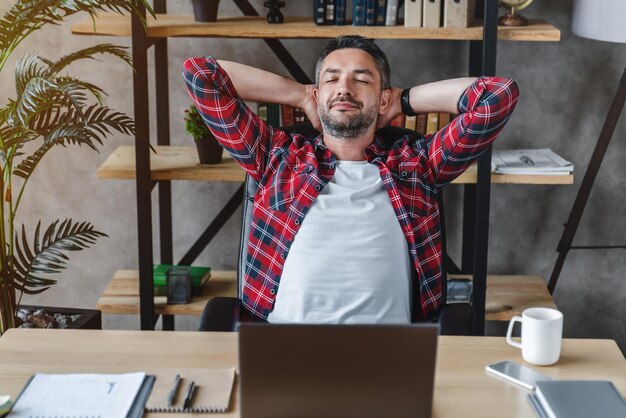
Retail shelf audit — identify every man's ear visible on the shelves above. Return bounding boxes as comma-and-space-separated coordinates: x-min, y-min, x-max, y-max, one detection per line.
313, 87, 318, 102
378, 88, 393, 114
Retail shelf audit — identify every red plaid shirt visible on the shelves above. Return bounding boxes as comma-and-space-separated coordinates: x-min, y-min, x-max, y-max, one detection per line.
183, 57, 519, 322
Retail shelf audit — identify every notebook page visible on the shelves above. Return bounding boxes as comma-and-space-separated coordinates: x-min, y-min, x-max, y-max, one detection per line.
8, 372, 146, 418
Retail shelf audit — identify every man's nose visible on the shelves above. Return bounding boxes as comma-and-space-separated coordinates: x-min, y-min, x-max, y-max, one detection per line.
335, 78, 353, 96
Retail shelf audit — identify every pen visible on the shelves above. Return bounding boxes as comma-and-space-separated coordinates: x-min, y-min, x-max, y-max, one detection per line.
519, 155, 535, 166
183, 380, 195, 410
167, 374, 180, 407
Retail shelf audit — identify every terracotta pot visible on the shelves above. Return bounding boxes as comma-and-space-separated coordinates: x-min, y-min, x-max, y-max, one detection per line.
191, 0, 219, 22
195, 136, 223, 164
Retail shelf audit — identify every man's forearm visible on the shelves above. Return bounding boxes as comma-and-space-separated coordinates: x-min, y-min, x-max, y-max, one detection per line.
218, 60, 308, 108
406, 77, 477, 114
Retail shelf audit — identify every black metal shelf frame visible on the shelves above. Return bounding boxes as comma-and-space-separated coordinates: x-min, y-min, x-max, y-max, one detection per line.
130, 0, 499, 333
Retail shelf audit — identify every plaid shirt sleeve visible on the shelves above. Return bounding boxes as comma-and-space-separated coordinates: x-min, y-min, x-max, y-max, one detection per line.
425, 77, 519, 186
182, 56, 284, 181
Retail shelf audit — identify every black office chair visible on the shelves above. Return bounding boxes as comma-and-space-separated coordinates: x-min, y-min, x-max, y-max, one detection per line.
199, 124, 473, 335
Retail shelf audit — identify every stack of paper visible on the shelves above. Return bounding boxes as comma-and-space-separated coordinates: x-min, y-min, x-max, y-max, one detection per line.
491, 149, 573, 175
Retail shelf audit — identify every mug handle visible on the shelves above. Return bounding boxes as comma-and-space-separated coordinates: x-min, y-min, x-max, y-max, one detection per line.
506, 315, 523, 349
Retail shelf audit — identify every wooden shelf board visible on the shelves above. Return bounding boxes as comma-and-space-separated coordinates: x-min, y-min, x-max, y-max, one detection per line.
97, 270, 554, 320
451, 274, 556, 321
96, 269, 237, 315
72, 14, 560, 41
97, 145, 573, 185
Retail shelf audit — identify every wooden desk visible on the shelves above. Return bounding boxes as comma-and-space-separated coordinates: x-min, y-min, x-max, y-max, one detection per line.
97, 272, 555, 321
0, 329, 623, 418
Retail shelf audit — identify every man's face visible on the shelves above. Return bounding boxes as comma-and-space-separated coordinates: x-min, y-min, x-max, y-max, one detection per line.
315, 48, 385, 140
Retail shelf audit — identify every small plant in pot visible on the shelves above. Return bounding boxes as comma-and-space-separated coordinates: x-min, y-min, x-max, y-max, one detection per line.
184, 104, 223, 165
191, 0, 220, 22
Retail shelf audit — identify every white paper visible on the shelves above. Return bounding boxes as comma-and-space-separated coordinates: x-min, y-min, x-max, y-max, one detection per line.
492, 149, 573, 174
8, 372, 146, 418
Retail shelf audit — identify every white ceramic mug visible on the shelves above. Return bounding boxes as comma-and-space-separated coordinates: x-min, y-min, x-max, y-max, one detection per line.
506, 307, 563, 366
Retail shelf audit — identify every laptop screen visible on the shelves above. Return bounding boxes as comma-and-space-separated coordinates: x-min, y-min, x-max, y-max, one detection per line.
238, 323, 439, 418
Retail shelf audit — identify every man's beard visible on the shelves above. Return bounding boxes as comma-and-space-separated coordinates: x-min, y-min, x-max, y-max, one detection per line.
318, 96, 378, 140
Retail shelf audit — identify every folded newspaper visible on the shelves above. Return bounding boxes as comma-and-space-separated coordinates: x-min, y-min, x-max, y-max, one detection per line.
491, 149, 573, 175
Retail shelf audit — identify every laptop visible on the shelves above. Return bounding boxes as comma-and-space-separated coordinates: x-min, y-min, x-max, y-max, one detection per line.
238, 323, 439, 418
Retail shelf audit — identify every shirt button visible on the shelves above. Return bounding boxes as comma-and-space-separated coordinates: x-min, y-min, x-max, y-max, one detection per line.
314, 185, 321, 191
270, 289, 276, 295
329, 164, 335, 169
280, 252, 286, 259
401, 171, 408, 177
294, 219, 300, 225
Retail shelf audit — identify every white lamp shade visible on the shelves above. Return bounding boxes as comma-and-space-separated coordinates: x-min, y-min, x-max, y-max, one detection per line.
572, 0, 626, 43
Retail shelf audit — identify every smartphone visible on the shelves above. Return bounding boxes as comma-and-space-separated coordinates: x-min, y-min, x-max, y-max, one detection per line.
485, 360, 552, 390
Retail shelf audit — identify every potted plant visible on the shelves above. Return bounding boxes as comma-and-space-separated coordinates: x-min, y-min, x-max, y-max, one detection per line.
191, 0, 220, 22
0, 0, 154, 335
184, 104, 223, 164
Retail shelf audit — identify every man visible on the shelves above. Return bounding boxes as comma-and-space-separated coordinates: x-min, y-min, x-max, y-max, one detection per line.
183, 36, 519, 324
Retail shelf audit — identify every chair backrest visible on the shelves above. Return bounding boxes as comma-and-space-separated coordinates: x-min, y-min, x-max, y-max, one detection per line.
236, 124, 449, 306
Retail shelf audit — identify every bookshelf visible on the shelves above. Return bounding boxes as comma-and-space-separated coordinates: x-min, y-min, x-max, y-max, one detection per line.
72, 14, 560, 41
97, 145, 573, 185
73, 0, 562, 332
96, 270, 556, 321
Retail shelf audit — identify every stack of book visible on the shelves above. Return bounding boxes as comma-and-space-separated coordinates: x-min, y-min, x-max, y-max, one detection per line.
258, 103, 306, 128
491, 149, 573, 176
313, 0, 476, 27
391, 112, 457, 136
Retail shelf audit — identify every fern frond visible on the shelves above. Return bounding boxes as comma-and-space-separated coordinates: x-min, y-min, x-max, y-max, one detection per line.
13, 219, 107, 294
48, 43, 132, 75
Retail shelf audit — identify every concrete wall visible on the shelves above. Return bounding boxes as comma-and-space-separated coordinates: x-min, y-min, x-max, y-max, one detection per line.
3, 1, 624, 351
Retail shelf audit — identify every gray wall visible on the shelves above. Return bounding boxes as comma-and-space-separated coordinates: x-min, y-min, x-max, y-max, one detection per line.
3, 1, 624, 351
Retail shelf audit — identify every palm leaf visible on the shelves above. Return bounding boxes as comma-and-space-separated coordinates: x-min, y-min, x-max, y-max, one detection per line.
0, 1, 154, 55
13, 219, 107, 294
46, 43, 132, 75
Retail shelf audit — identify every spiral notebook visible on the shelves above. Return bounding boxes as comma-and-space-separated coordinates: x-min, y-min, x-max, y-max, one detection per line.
7, 372, 154, 418
145, 368, 236, 413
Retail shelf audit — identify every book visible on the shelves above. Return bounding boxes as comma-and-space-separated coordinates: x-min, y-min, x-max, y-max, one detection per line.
7, 372, 154, 418
404, 114, 417, 131
384, 0, 399, 25
426, 112, 439, 134
422, 0, 441, 28
336, 0, 347, 25
324, 0, 337, 24
145, 368, 236, 413
352, 0, 367, 26
404, 0, 422, 27
366, 0, 376, 25
416, 113, 427, 135
438, 112, 451, 130
491, 149, 573, 175
314, 0, 326, 25
375, 0, 387, 25
280, 104, 295, 126
529, 380, 626, 418
390, 113, 405, 127
443, 0, 476, 28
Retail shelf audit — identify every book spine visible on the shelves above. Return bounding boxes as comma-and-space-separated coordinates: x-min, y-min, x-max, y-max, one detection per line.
281, 105, 295, 127
365, 0, 376, 25
390, 113, 405, 127
314, 0, 326, 25
422, 0, 442, 28
385, 0, 398, 25
375, 0, 387, 25
416, 112, 427, 135
352, 0, 366, 26
325, 0, 337, 24
426, 112, 439, 134
336, 0, 347, 25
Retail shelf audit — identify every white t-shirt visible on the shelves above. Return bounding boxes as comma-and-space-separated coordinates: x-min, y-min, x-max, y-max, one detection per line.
267, 160, 412, 324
